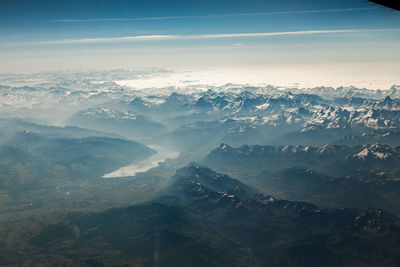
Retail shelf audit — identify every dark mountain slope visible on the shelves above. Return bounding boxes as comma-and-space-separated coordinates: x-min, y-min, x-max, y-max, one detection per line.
21, 165, 400, 267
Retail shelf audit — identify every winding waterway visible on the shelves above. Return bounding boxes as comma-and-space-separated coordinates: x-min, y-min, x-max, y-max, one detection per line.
102, 145, 180, 178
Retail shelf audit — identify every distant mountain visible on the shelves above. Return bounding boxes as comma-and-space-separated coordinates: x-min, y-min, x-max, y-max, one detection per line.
127, 90, 400, 151
38, 88, 400, 154
0, 132, 155, 190
204, 143, 351, 176
0, 118, 123, 140
334, 130, 400, 147
68, 107, 167, 139
204, 143, 400, 176
203, 143, 400, 215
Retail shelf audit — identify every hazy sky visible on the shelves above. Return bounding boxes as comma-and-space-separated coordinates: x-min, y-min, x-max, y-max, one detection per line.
0, 0, 400, 85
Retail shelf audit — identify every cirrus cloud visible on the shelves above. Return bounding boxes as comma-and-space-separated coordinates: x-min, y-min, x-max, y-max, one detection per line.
29, 28, 400, 45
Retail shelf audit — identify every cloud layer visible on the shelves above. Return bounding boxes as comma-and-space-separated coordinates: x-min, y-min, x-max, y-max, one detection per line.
31, 29, 400, 45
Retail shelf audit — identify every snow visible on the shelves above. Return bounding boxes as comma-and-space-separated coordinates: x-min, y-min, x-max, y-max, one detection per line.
355, 148, 370, 159
255, 102, 270, 110
372, 151, 389, 159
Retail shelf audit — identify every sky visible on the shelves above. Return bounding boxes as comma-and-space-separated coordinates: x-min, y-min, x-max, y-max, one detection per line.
0, 0, 400, 89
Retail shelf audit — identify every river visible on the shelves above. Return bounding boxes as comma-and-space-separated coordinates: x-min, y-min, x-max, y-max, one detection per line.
102, 145, 180, 178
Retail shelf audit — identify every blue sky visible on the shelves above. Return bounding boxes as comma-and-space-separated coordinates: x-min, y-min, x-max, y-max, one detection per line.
0, 0, 400, 73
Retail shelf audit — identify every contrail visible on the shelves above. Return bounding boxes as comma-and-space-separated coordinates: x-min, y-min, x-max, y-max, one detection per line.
54, 7, 378, 22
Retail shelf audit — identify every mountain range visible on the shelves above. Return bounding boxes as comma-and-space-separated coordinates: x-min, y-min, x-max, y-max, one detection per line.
22, 165, 400, 267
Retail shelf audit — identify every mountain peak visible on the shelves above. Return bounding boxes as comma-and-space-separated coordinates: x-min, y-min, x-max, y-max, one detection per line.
218, 143, 232, 152
164, 164, 257, 201
384, 95, 392, 102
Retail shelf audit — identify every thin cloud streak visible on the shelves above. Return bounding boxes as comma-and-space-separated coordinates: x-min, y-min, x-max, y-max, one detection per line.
31, 29, 400, 45
54, 7, 378, 22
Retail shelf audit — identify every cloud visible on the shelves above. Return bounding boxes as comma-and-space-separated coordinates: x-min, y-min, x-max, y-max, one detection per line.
31, 29, 400, 45
41, 35, 178, 44
54, 7, 378, 22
